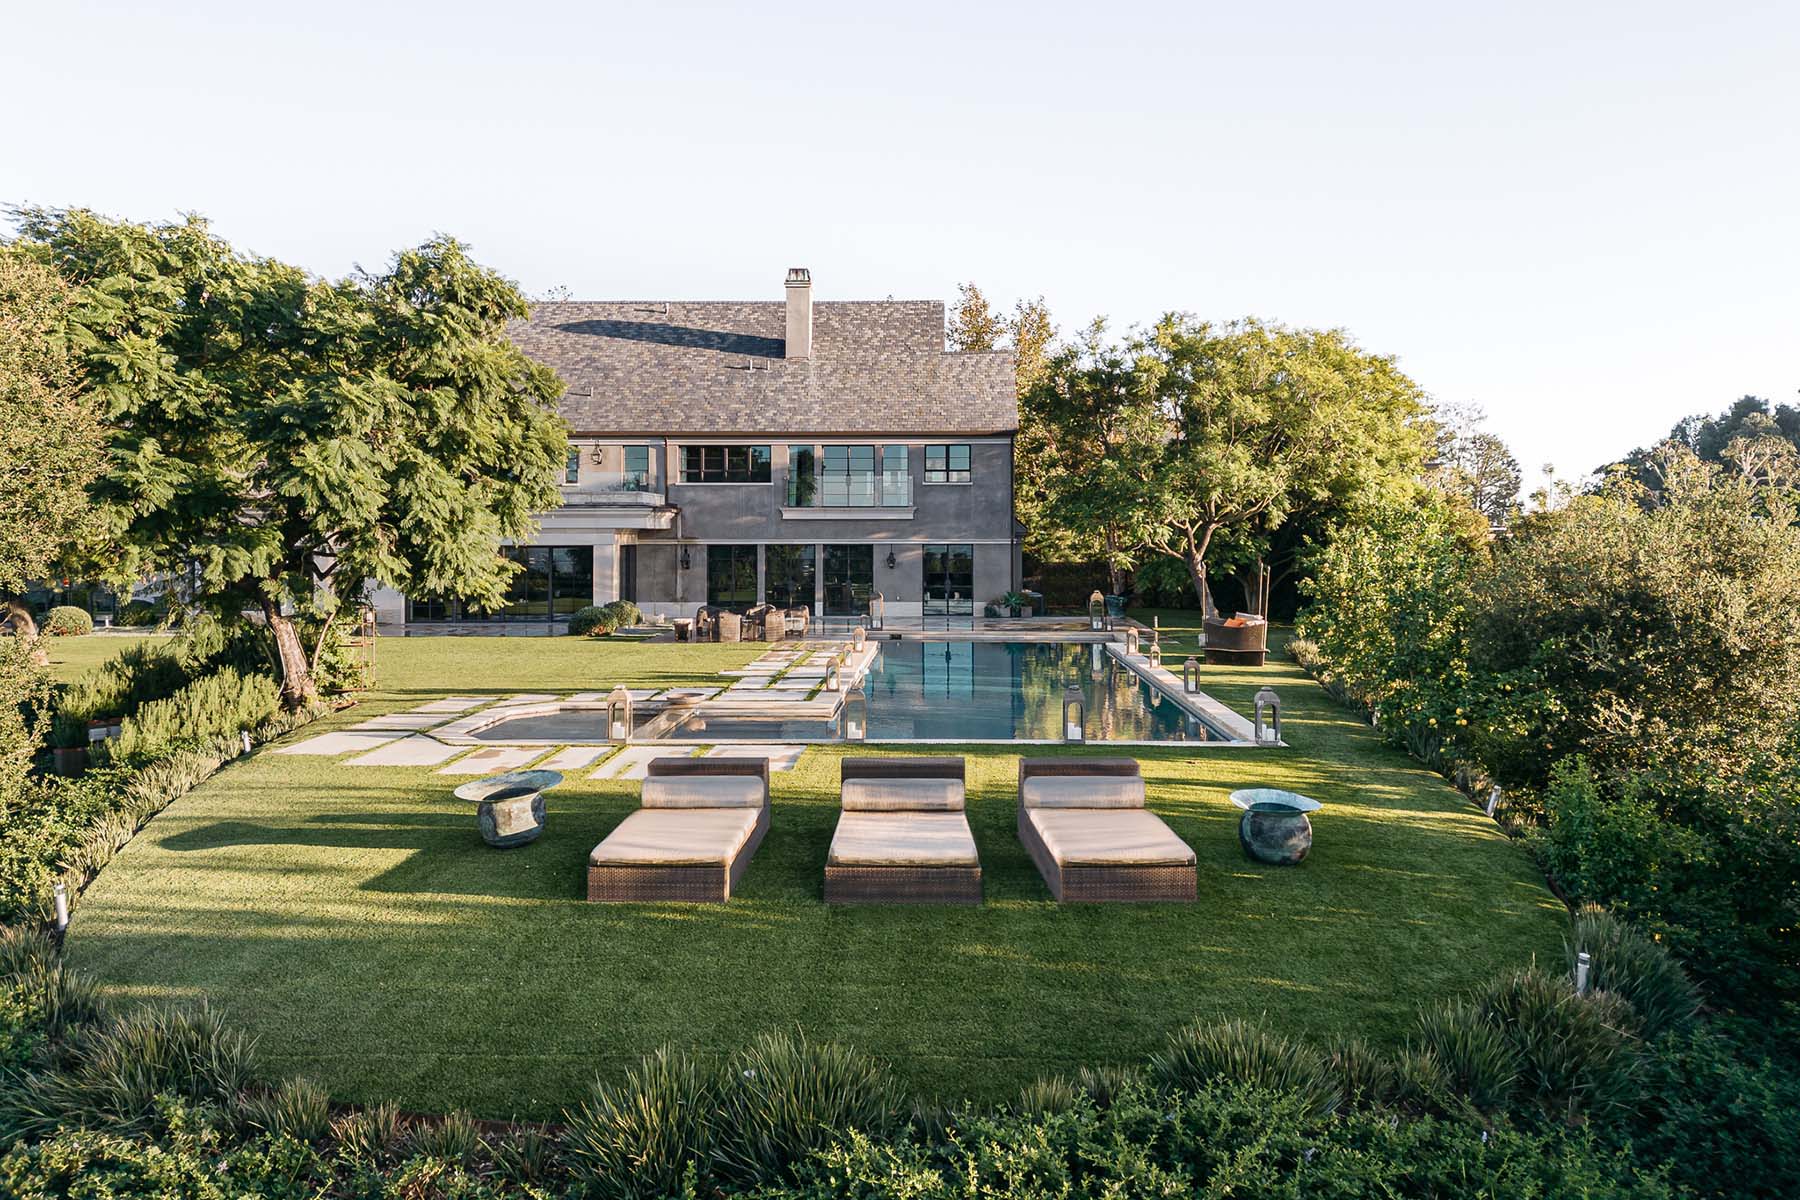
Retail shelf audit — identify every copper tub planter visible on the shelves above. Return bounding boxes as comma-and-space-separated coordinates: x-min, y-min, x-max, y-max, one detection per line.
1202, 617, 1268, 666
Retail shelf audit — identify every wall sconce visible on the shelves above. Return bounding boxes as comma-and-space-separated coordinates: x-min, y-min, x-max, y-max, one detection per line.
842, 685, 868, 741
679, 545, 691, 571
606, 686, 634, 743
884, 549, 896, 569
1183, 657, 1200, 693
1087, 590, 1106, 631
1253, 686, 1281, 745
868, 591, 884, 630
1062, 684, 1086, 743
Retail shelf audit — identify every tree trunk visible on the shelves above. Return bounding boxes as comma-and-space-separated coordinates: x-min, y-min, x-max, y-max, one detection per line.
262, 598, 316, 711
3, 598, 48, 666
1181, 537, 1216, 622
1104, 528, 1127, 596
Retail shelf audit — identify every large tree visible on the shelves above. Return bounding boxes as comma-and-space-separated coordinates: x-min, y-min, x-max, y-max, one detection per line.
1427, 401, 1522, 528
10, 209, 569, 707
1129, 317, 1428, 616
0, 254, 102, 638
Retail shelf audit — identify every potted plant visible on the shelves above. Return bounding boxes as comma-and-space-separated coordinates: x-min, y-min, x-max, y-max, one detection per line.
1002, 591, 1029, 618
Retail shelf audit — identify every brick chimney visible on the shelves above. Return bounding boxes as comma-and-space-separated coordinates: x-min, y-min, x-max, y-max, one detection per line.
784, 267, 812, 359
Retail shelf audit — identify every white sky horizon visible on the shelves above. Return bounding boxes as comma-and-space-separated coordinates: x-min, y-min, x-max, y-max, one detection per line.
5, 1, 1795, 482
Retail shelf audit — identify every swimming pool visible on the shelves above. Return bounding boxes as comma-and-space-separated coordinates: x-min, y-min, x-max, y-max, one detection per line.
661, 640, 1233, 743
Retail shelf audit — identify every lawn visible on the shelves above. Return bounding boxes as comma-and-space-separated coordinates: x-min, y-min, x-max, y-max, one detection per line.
66, 624, 1566, 1119
42, 632, 172, 683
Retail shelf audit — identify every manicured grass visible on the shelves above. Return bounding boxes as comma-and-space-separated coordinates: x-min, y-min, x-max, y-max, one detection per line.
67, 625, 1565, 1119
41, 632, 172, 683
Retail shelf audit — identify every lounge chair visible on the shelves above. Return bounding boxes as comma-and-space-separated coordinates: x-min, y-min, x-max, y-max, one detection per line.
825, 757, 981, 904
1017, 759, 1196, 902
587, 758, 770, 902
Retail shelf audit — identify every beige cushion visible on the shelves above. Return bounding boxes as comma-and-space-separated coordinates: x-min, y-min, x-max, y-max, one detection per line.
641, 774, 765, 809
589, 807, 759, 867
841, 776, 965, 812
1021, 775, 1145, 809
828, 811, 979, 868
1028, 808, 1193, 867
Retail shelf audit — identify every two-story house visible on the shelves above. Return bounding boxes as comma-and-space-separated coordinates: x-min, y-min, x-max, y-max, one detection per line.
369, 269, 1019, 629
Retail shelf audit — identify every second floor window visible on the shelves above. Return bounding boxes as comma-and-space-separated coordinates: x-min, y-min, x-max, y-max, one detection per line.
681, 445, 771, 483
566, 446, 581, 484
925, 444, 971, 484
622, 445, 650, 491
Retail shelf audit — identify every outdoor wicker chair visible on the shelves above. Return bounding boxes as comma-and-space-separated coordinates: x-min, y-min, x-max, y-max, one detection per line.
1016, 759, 1196, 902
587, 758, 770, 902
784, 607, 810, 637
825, 757, 981, 904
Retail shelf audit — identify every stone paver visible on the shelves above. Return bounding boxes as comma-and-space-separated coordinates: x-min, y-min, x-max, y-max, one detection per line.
437, 746, 545, 775
345, 736, 467, 767
538, 745, 608, 771
348, 713, 449, 732
706, 744, 806, 771
504, 693, 558, 703
589, 744, 693, 781
410, 696, 490, 714
660, 687, 721, 701
273, 731, 402, 756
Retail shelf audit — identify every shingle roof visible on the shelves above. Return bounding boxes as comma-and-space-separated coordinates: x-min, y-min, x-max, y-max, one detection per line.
511, 300, 1018, 436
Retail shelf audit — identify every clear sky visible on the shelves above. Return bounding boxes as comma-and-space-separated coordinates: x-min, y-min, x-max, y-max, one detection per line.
5, 1, 1795, 479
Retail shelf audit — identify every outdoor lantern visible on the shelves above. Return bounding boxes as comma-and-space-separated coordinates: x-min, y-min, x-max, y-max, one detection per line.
1575, 950, 1592, 996
679, 545, 691, 571
1062, 684, 1086, 743
843, 685, 868, 741
606, 686, 634, 743
52, 881, 68, 935
1148, 635, 1163, 670
885, 549, 897, 570
868, 591, 884, 630
1087, 590, 1106, 631
1253, 686, 1282, 745
1125, 627, 1141, 656
852, 625, 867, 651
1183, 656, 1200, 693
825, 653, 844, 693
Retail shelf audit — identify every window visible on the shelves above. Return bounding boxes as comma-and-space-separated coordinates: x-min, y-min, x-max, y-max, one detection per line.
622, 445, 650, 491
566, 446, 581, 484
922, 543, 974, 616
823, 544, 874, 616
681, 445, 771, 483
925, 444, 971, 484
821, 445, 876, 506
765, 544, 816, 612
408, 545, 593, 625
706, 545, 758, 611
786, 445, 817, 506
881, 445, 910, 506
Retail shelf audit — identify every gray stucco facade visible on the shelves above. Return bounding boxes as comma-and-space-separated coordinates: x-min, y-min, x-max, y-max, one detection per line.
369, 270, 1020, 628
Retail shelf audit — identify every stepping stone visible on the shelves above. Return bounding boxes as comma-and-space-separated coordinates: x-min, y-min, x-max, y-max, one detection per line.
590, 745, 689, 781
538, 745, 608, 771
659, 687, 720, 702
769, 678, 816, 691
274, 731, 402, 756
348, 713, 449, 732
410, 696, 490, 714
438, 746, 546, 775
346, 736, 466, 767
706, 744, 806, 772
728, 678, 769, 691
504, 693, 558, 703
565, 691, 607, 703
722, 689, 800, 703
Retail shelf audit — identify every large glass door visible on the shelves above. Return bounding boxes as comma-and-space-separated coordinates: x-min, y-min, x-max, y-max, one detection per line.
823, 544, 874, 616
922, 544, 975, 616
765, 544, 816, 612
706, 545, 758, 611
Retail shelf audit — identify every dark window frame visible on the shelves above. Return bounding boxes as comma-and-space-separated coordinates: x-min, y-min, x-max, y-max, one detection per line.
924, 443, 972, 484
681, 444, 772, 484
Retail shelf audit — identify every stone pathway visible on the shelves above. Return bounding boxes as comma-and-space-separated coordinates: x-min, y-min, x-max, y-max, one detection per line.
410, 696, 490, 714
274, 731, 402, 756
705, 744, 806, 771
589, 745, 691, 781
345, 736, 467, 767
438, 746, 545, 775
348, 712, 450, 732
537, 745, 608, 771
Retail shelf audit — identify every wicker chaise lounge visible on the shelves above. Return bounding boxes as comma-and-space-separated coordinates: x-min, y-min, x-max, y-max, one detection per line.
587, 758, 770, 902
1017, 759, 1196, 902
824, 757, 982, 905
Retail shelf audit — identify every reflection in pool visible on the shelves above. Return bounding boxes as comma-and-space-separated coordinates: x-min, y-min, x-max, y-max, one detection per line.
661, 640, 1230, 743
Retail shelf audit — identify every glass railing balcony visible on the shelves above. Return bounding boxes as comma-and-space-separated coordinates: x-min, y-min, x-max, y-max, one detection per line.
566, 470, 663, 505
783, 470, 912, 508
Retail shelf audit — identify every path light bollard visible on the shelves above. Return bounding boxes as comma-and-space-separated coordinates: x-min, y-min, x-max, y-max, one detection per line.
1063, 685, 1086, 743
1125, 627, 1140, 656
1087, 590, 1106, 631
1253, 686, 1282, 745
842, 685, 868, 741
868, 592, 884, 631
1575, 951, 1592, 996
825, 653, 844, 693
53, 881, 68, 934
606, 686, 634, 743
1486, 786, 1501, 818
1183, 656, 1200, 694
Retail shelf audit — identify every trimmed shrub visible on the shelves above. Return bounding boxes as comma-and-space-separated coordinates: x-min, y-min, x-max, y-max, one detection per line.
42, 606, 93, 636
107, 667, 279, 764
1149, 1017, 1340, 1118
114, 599, 159, 627
603, 599, 642, 628
568, 605, 616, 637
564, 1044, 720, 1199
1569, 905, 1702, 1038
1471, 968, 1640, 1122
239, 1077, 332, 1145
405, 1108, 483, 1167
714, 1031, 901, 1186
